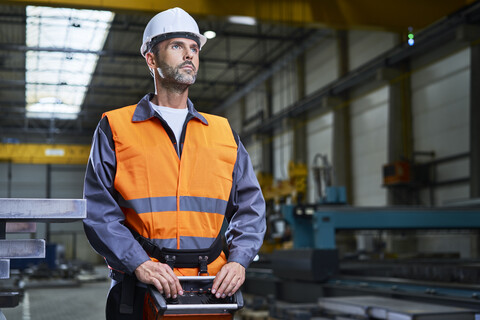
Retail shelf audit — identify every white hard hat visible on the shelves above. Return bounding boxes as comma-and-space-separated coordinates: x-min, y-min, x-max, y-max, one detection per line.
140, 7, 207, 57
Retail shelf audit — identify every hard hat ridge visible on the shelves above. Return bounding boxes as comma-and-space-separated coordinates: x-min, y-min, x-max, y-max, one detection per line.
145, 32, 201, 55
140, 7, 207, 57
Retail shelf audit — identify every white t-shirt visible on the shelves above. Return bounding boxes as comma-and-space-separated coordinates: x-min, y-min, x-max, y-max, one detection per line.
150, 101, 188, 151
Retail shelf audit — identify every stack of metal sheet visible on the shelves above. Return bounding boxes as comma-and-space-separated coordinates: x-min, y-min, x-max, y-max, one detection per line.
0, 198, 86, 319
318, 295, 476, 319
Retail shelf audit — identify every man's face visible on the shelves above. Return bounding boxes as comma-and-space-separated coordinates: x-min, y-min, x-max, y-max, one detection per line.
151, 38, 200, 86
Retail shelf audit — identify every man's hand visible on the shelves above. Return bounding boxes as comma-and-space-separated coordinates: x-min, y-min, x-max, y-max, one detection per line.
134, 260, 183, 298
211, 262, 245, 299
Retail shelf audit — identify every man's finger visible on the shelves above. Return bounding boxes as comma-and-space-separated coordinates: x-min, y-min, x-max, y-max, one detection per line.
227, 280, 241, 296
229, 274, 245, 296
212, 268, 226, 294
216, 272, 235, 298
151, 277, 163, 294
176, 280, 183, 296
158, 275, 172, 298
225, 278, 238, 296
159, 265, 182, 297
166, 274, 178, 298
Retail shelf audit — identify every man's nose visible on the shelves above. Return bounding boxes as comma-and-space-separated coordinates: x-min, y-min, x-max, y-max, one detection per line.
185, 49, 193, 60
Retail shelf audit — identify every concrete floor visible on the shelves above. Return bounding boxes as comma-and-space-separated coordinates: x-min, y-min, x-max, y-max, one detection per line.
0, 268, 246, 320
1, 271, 111, 320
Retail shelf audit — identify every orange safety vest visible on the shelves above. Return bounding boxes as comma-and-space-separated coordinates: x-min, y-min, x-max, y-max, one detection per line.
104, 104, 237, 276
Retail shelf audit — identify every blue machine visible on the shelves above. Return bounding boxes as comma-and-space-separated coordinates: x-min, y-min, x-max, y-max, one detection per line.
319, 186, 347, 205
272, 153, 480, 306
283, 205, 480, 249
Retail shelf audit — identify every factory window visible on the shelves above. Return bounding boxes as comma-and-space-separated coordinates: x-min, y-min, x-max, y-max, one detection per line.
25, 6, 114, 119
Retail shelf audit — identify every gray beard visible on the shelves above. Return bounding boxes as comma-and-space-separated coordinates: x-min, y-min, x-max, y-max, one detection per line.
157, 61, 197, 94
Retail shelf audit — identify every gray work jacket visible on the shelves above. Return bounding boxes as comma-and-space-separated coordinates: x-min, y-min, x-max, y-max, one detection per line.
83, 93, 266, 278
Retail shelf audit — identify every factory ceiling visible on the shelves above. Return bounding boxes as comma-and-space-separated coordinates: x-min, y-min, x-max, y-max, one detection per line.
0, 0, 475, 144
4, 0, 475, 31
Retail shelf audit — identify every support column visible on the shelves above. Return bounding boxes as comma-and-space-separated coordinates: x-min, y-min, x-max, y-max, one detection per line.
454, 25, 480, 198
261, 78, 274, 174
383, 64, 415, 205
332, 30, 353, 204
333, 106, 352, 203
462, 26, 480, 259
471, 41, 480, 198
293, 54, 307, 165
46, 164, 51, 243
239, 97, 246, 129
290, 55, 308, 203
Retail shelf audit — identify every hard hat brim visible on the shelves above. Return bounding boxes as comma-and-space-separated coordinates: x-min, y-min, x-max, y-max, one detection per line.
141, 32, 207, 57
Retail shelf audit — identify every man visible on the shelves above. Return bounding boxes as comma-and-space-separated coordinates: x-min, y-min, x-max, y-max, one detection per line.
83, 7, 266, 319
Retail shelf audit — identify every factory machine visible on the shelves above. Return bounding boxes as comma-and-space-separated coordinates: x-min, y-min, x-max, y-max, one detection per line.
244, 155, 480, 319
246, 204, 480, 319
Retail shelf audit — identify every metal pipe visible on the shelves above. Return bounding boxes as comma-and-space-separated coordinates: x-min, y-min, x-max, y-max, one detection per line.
421, 152, 470, 166
178, 276, 216, 281
7, 161, 11, 199
432, 177, 470, 187
166, 304, 239, 310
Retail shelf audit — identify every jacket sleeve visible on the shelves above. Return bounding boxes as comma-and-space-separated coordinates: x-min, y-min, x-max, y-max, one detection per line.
83, 117, 150, 274
225, 136, 266, 269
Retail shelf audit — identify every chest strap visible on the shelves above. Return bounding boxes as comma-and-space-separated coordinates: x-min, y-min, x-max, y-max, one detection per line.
129, 228, 223, 275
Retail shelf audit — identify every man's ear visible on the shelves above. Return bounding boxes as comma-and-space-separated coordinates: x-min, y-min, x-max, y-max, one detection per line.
145, 52, 157, 69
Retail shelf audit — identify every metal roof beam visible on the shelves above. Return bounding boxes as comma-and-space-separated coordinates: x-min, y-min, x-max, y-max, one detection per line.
0, 67, 239, 86
0, 97, 223, 112
0, 44, 263, 66
0, 15, 292, 41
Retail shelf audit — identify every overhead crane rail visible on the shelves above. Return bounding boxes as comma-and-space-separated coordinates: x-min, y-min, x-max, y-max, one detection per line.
0, 143, 90, 165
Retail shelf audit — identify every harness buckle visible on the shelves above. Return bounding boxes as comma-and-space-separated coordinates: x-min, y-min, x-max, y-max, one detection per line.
198, 256, 209, 276
165, 255, 176, 270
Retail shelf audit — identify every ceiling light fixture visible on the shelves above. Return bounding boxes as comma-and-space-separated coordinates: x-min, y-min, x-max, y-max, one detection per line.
203, 30, 216, 39
227, 16, 257, 26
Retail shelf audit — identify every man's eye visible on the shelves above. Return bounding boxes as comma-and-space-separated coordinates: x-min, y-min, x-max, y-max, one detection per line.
191, 48, 198, 54
172, 44, 180, 49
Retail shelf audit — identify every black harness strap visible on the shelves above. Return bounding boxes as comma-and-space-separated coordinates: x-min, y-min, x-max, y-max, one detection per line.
119, 273, 136, 314
129, 228, 224, 270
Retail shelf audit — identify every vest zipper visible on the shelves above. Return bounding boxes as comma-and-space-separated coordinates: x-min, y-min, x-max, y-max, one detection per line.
157, 112, 194, 250
154, 114, 180, 157
175, 113, 196, 249
179, 113, 194, 158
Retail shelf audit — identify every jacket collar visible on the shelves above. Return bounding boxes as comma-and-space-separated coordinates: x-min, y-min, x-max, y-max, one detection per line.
132, 93, 208, 125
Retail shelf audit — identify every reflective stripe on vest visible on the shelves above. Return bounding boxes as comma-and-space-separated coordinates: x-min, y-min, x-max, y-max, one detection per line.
118, 195, 228, 215
104, 104, 237, 274
147, 236, 216, 251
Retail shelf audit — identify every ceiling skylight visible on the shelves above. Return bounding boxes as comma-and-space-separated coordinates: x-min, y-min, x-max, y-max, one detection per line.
25, 6, 114, 120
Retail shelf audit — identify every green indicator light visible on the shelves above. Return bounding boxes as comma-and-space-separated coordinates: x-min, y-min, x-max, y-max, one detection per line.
408, 33, 414, 39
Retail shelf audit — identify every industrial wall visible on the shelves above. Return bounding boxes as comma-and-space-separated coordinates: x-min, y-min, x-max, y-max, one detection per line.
350, 86, 389, 206
224, 29, 476, 258
228, 29, 471, 208
411, 47, 470, 206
